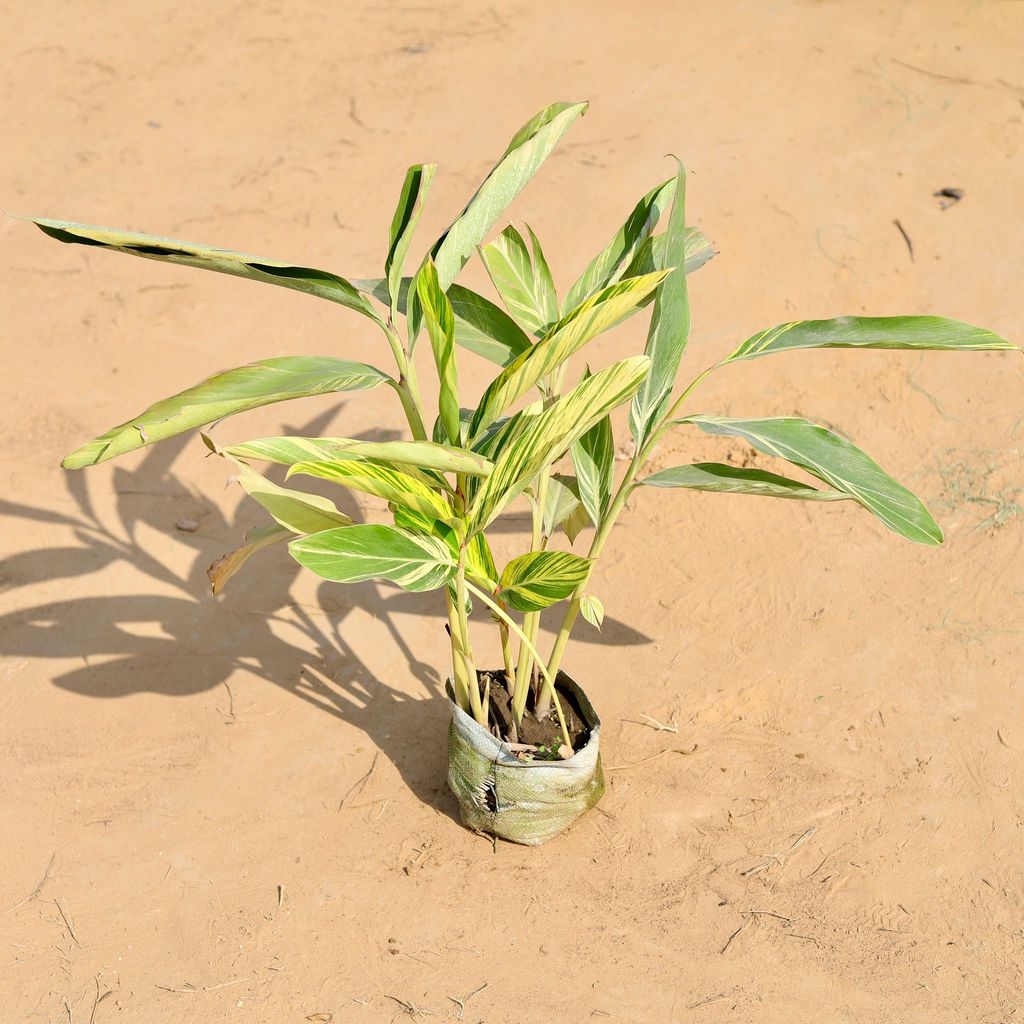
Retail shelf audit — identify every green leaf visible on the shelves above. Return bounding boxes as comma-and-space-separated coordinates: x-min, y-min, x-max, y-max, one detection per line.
429, 101, 588, 290
479, 225, 557, 335
26, 216, 382, 324
354, 277, 532, 367
234, 462, 354, 534
469, 271, 667, 439
621, 227, 717, 280
682, 415, 942, 544
639, 462, 850, 501
386, 163, 436, 319
288, 458, 455, 523
630, 160, 691, 444
469, 356, 650, 532
571, 383, 614, 526
289, 524, 456, 592
722, 315, 1017, 364
416, 260, 461, 445
207, 524, 291, 595
563, 177, 676, 312
525, 225, 558, 327
542, 475, 585, 539
498, 551, 591, 612
226, 435, 493, 477
580, 594, 604, 629
63, 357, 392, 468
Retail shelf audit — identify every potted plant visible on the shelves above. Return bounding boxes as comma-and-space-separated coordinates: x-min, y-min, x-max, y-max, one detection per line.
20, 100, 1017, 845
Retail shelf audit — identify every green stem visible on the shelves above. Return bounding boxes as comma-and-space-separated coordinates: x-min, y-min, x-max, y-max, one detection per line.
445, 590, 472, 712
513, 477, 549, 722
465, 581, 571, 749
546, 363, 719, 681
455, 555, 484, 726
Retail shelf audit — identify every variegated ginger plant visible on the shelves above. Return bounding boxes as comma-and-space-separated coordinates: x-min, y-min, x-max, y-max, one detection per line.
22, 101, 1017, 748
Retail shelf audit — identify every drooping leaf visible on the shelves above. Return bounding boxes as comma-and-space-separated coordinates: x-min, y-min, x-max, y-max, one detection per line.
681, 415, 942, 544
416, 260, 461, 445
353, 277, 532, 367
479, 225, 557, 335
385, 163, 436, 319
26, 216, 382, 323
234, 462, 354, 534
429, 101, 588, 290
721, 315, 1016, 364
639, 462, 850, 501
469, 271, 667, 439
288, 458, 455, 523
289, 524, 456, 592
226, 435, 493, 477
63, 357, 392, 468
498, 551, 591, 612
562, 177, 676, 312
469, 356, 650, 532
207, 524, 291, 595
571, 381, 614, 526
630, 160, 691, 444
580, 594, 605, 629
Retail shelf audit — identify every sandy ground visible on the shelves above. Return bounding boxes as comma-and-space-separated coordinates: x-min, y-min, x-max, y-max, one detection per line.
2, 1, 1023, 1021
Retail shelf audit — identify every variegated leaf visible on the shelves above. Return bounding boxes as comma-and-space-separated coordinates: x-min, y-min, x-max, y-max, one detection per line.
26, 216, 382, 323
722, 316, 1016, 364
386, 163, 435, 318
498, 551, 591, 612
289, 525, 456, 592
479, 225, 557, 335
469, 356, 650, 532
225, 435, 492, 478
288, 458, 455, 523
234, 462, 353, 534
639, 462, 849, 501
580, 594, 605, 629
682, 415, 942, 544
469, 271, 667, 438
63, 357, 391, 468
416, 260, 461, 445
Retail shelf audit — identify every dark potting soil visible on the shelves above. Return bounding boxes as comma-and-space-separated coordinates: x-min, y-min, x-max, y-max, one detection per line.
482, 669, 589, 753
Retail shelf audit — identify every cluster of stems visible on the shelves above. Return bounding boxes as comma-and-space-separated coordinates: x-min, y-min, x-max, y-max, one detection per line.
380, 315, 713, 749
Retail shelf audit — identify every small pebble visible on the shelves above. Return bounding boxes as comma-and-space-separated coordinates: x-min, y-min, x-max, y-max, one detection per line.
175, 517, 199, 532
558, 744, 573, 760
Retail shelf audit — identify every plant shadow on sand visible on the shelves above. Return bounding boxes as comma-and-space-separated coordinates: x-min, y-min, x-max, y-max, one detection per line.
0, 407, 650, 820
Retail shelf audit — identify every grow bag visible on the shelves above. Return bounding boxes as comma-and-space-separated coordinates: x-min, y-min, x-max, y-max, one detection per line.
446, 674, 605, 846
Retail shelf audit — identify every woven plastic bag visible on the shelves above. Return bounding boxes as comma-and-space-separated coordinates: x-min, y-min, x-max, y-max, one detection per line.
446, 675, 605, 845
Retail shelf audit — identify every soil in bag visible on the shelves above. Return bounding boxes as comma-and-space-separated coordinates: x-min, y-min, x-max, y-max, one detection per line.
482, 669, 589, 754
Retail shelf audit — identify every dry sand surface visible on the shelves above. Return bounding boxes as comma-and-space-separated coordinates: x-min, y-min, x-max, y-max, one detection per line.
2, 2, 1023, 1021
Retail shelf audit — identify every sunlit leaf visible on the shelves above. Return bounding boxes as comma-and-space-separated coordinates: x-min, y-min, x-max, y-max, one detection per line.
63, 357, 391, 468
416, 259, 461, 445
234, 462, 354, 534
580, 594, 604, 629
681, 415, 942, 544
498, 550, 591, 612
639, 462, 849, 501
385, 163, 436, 319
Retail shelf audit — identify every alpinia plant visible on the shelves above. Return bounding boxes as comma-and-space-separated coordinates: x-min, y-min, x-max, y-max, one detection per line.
23, 101, 1017, 843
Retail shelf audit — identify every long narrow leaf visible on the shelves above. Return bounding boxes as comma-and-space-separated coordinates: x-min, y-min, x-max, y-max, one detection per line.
226, 435, 493, 477
469, 271, 667, 438
571, 374, 614, 526
681, 415, 942, 544
563, 177, 676, 312
722, 315, 1016, 364
639, 462, 850, 501
630, 160, 691, 444
63, 357, 392, 468
289, 525, 456, 592
416, 260, 461, 444
430, 101, 588, 289
289, 458, 456, 523
25, 216, 382, 323
385, 163, 436, 318
479, 225, 557, 335
469, 356, 650, 532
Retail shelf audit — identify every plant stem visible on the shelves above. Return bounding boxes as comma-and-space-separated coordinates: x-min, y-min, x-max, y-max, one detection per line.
499, 619, 517, 698
465, 581, 571, 749
454, 554, 484, 726
445, 590, 472, 713
513, 475, 549, 721
545, 363, 719, 681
